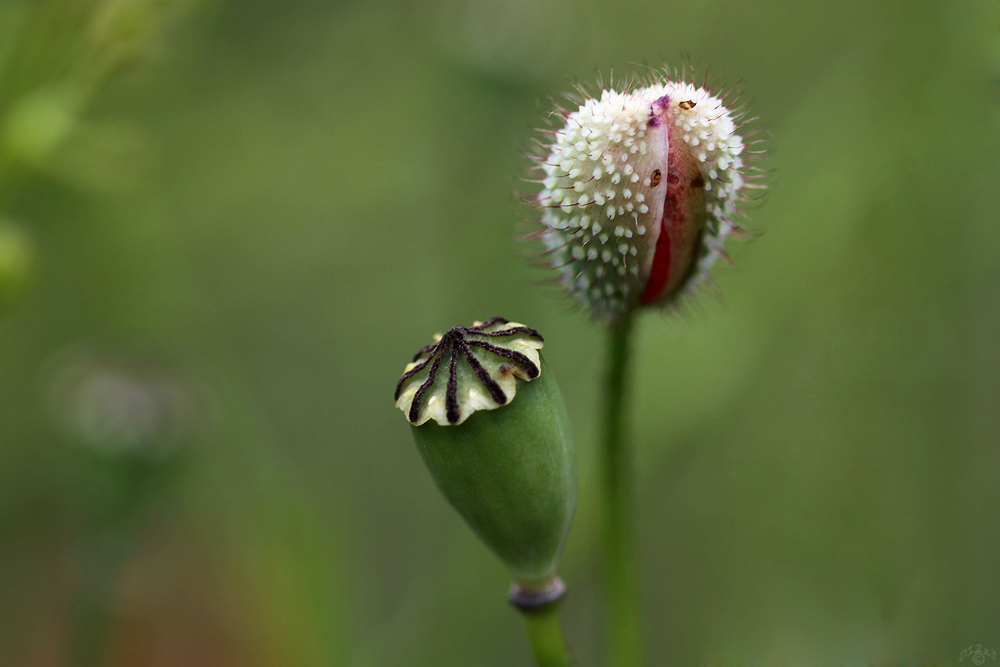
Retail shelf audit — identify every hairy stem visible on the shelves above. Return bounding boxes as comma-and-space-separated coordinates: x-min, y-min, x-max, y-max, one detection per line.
601, 309, 643, 667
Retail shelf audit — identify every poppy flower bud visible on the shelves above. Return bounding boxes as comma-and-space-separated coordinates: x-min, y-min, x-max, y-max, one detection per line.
395, 318, 575, 592
534, 75, 754, 322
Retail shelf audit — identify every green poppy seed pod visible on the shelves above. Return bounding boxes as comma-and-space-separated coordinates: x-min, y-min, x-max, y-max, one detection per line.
534, 73, 760, 323
395, 318, 575, 598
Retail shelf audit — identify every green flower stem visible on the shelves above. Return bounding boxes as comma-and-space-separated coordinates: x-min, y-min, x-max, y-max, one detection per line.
520, 604, 574, 667
601, 309, 643, 667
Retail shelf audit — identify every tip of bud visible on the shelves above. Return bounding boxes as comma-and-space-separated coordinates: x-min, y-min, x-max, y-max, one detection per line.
395, 317, 545, 426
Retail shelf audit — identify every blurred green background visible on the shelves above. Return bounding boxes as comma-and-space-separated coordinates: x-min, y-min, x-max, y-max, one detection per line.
1, 0, 998, 665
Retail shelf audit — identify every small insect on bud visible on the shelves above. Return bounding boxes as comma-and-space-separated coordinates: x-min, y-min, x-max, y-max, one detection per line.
395, 318, 575, 591
532, 72, 758, 322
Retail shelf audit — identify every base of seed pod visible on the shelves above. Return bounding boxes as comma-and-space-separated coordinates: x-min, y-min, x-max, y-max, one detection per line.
508, 575, 566, 611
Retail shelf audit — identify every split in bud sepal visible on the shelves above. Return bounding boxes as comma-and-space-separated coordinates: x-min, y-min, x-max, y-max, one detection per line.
395, 318, 575, 587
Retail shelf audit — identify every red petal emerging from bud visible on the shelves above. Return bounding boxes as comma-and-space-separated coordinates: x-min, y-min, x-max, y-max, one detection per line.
640, 121, 708, 304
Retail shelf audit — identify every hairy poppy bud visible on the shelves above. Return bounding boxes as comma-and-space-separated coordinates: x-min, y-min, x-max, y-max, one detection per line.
395, 318, 575, 590
534, 74, 755, 322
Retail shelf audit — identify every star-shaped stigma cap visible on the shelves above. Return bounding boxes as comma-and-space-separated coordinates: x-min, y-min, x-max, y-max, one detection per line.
395, 317, 545, 426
